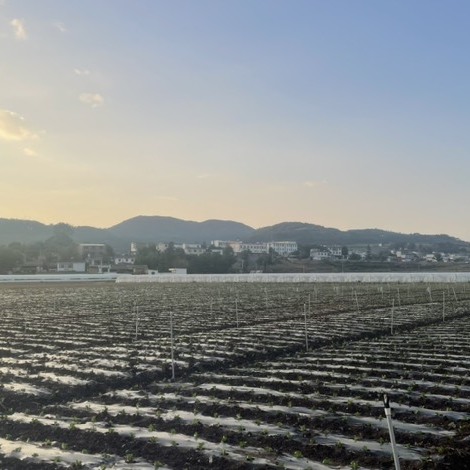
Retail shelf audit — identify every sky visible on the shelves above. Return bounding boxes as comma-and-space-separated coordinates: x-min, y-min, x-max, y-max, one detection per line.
1, 1, 470, 240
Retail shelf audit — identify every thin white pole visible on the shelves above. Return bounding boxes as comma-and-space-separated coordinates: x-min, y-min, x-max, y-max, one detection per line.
135, 305, 139, 340
391, 298, 395, 335
170, 310, 175, 380
235, 297, 239, 328
442, 292, 445, 322
304, 303, 309, 351
397, 288, 401, 307
383, 394, 401, 470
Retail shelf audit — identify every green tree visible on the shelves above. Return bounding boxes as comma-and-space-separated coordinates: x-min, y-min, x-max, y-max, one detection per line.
43, 233, 79, 261
0, 246, 23, 273
348, 253, 361, 261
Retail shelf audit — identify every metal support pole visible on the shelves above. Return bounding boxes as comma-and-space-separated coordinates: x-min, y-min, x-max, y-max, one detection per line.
383, 394, 401, 470
304, 303, 309, 352
170, 310, 175, 381
135, 305, 139, 340
442, 292, 445, 322
235, 297, 239, 328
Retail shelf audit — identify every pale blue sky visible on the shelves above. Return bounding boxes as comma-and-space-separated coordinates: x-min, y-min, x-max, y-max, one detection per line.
1, 1, 469, 239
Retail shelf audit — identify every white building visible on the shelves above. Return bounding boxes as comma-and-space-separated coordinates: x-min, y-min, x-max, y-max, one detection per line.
328, 246, 342, 258
211, 240, 297, 257
267, 241, 298, 256
57, 262, 86, 273
114, 255, 135, 264
169, 268, 187, 274
182, 243, 206, 255
310, 249, 331, 261
211, 240, 231, 248
156, 242, 184, 252
240, 242, 268, 254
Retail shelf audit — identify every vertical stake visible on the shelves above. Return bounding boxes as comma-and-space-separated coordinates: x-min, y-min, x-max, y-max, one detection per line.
135, 305, 139, 340
235, 297, 239, 328
170, 310, 175, 381
383, 394, 401, 470
391, 298, 395, 335
304, 303, 309, 351
442, 292, 445, 322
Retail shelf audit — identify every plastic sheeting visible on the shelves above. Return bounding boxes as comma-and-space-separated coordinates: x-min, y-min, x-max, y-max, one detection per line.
116, 272, 470, 283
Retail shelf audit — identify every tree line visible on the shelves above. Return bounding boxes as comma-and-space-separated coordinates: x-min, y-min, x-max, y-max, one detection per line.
135, 243, 236, 274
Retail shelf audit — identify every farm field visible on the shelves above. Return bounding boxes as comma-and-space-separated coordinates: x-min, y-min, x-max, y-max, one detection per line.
0, 282, 469, 469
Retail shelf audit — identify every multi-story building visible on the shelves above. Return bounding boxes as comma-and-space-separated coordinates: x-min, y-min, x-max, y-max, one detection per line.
267, 241, 298, 256
182, 244, 206, 255
79, 243, 107, 260
329, 246, 342, 258
114, 255, 135, 264
56, 262, 86, 273
310, 248, 331, 261
211, 240, 297, 257
240, 242, 268, 254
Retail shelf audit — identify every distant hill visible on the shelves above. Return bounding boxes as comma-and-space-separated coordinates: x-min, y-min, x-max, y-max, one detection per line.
108, 216, 255, 244
0, 219, 54, 244
0, 217, 467, 252
249, 222, 468, 249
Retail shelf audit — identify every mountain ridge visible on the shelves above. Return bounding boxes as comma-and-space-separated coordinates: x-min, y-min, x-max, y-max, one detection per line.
0, 216, 467, 251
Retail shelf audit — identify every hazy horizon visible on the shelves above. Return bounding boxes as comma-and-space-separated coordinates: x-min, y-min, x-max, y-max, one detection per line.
2, 1, 470, 239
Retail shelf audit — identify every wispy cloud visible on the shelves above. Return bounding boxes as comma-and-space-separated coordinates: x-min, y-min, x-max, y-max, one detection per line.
23, 147, 38, 157
74, 68, 91, 76
0, 110, 37, 141
196, 173, 214, 179
79, 93, 104, 108
54, 21, 67, 33
10, 18, 27, 40
304, 180, 327, 188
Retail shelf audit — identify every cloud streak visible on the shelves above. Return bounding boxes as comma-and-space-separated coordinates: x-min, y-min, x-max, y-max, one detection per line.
79, 93, 104, 108
304, 180, 328, 188
0, 110, 37, 141
54, 22, 67, 33
10, 19, 27, 40
74, 68, 91, 76
23, 147, 38, 157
